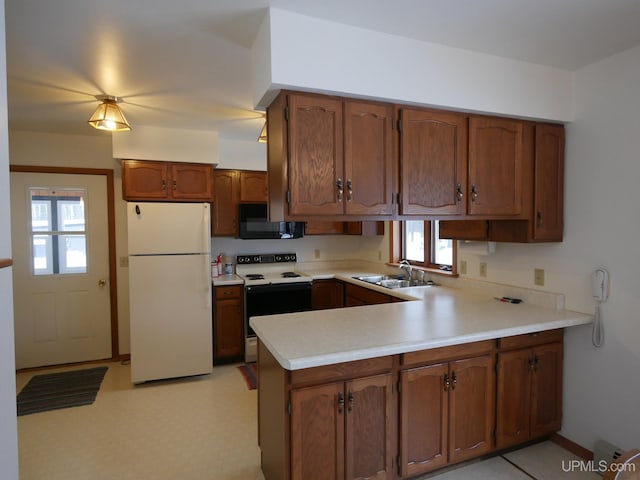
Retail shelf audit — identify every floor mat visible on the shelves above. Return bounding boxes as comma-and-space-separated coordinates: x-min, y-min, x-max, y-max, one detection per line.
17, 366, 108, 416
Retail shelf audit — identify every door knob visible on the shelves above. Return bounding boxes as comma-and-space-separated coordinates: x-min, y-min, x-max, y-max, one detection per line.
98, 279, 107, 288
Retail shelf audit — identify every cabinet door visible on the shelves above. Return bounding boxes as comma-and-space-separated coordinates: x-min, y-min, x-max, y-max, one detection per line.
344, 101, 394, 216
533, 124, 564, 241
214, 297, 243, 359
291, 383, 345, 480
345, 374, 393, 480
468, 117, 524, 216
239, 171, 268, 202
531, 342, 563, 438
288, 94, 344, 216
122, 160, 169, 200
344, 284, 391, 307
399, 363, 449, 477
312, 279, 344, 310
448, 356, 494, 463
170, 163, 213, 200
212, 170, 239, 236
495, 349, 532, 449
399, 109, 467, 215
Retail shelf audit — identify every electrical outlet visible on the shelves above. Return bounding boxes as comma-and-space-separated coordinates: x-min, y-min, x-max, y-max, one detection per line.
314, 249, 320, 259
460, 260, 467, 274
479, 262, 487, 277
534, 268, 545, 286
120, 256, 129, 268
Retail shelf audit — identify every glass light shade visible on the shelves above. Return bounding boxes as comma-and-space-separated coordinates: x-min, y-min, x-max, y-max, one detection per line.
258, 121, 267, 143
88, 97, 131, 131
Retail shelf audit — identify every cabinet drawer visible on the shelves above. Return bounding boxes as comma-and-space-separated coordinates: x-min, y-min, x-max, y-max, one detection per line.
215, 285, 242, 300
401, 339, 496, 367
498, 329, 563, 351
290, 356, 393, 387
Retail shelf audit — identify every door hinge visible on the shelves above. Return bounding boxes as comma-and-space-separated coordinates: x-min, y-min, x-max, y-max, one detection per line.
286, 190, 291, 204
284, 106, 289, 122
396, 192, 401, 205
288, 401, 292, 415
397, 455, 402, 476
397, 111, 402, 132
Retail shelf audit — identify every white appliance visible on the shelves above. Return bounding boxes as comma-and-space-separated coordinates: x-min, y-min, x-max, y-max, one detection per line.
127, 202, 213, 383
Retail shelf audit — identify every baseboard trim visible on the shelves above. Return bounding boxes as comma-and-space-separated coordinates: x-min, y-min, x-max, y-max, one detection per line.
551, 433, 593, 460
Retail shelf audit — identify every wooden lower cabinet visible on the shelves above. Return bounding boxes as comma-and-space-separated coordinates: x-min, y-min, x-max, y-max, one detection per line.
213, 285, 244, 362
399, 355, 494, 477
345, 283, 393, 307
496, 337, 563, 449
291, 374, 394, 480
312, 279, 344, 310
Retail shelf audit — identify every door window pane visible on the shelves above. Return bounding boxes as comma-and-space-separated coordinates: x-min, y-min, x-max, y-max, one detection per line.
29, 188, 88, 275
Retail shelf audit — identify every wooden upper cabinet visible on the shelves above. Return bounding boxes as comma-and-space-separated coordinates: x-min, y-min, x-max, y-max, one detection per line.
122, 160, 169, 200
399, 109, 468, 216
343, 100, 394, 216
212, 170, 239, 237
288, 94, 344, 216
268, 92, 394, 220
239, 171, 268, 202
468, 117, 525, 216
122, 160, 213, 201
532, 124, 564, 241
170, 163, 214, 200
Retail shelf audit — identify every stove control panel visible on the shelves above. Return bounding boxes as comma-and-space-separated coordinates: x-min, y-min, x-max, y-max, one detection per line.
236, 253, 297, 264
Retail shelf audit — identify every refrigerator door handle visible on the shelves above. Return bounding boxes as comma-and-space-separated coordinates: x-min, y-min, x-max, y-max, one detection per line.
202, 204, 212, 307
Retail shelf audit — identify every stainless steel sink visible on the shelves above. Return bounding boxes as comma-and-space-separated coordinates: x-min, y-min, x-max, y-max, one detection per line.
352, 275, 438, 289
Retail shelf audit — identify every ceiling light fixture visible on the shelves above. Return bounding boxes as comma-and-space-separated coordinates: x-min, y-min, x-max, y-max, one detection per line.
87, 95, 131, 132
258, 121, 267, 143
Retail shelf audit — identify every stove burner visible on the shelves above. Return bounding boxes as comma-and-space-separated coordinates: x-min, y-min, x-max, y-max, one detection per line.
281, 272, 301, 278
245, 274, 264, 280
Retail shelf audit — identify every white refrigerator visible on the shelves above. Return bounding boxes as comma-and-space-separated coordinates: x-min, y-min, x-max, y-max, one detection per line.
127, 202, 213, 383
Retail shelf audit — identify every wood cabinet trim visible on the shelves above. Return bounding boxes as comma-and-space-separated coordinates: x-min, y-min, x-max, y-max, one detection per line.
290, 356, 393, 387
401, 339, 496, 366
498, 329, 563, 351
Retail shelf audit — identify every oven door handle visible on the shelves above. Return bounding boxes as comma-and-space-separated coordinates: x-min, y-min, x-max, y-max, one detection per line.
246, 282, 312, 294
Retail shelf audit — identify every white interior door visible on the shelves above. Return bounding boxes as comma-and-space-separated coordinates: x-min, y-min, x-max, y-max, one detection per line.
10, 172, 112, 369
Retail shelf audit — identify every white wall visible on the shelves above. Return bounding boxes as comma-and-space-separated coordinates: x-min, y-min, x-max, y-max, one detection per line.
212, 231, 386, 268
253, 9, 574, 123
0, 0, 20, 477
458, 44, 640, 452
112, 125, 219, 165
8, 131, 131, 355
217, 137, 267, 170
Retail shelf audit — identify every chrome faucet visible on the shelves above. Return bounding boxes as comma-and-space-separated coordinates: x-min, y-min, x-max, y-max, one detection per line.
399, 259, 412, 279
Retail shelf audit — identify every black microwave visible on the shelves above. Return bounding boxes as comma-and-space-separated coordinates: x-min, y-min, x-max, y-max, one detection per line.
238, 204, 305, 239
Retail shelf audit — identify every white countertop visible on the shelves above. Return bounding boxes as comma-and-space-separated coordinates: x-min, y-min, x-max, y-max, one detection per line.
250, 270, 593, 371
211, 274, 243, 286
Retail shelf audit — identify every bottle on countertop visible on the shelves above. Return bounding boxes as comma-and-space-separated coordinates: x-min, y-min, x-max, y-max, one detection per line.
216, 254, 223, 276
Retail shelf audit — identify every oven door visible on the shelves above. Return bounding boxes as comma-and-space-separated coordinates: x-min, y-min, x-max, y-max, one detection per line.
245, 282, 313, 337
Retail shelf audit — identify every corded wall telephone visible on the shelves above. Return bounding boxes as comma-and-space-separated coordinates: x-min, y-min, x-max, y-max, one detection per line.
592, 268, 609, 347
592, 268, 609, 302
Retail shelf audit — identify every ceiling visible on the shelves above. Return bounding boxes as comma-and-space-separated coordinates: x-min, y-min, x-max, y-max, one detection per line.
6, 0, 640, 141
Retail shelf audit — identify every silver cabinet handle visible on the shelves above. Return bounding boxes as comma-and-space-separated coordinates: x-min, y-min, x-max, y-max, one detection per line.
471, 184, 479, 202
337, 178, 344, 203
346, 179, 353, 202
456, 183, 463, 202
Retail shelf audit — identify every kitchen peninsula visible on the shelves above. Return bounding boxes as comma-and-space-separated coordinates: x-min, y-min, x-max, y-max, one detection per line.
252, 275, 593, 480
